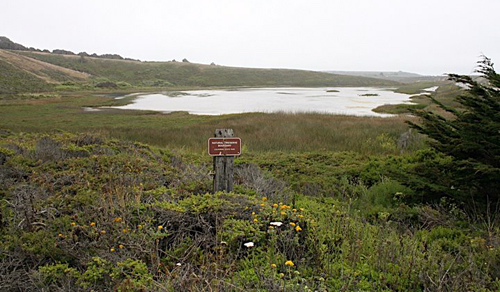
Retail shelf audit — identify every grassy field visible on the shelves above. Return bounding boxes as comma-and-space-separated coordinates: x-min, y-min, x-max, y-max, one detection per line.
0, 92, 422, 155
0, 58, 54, 94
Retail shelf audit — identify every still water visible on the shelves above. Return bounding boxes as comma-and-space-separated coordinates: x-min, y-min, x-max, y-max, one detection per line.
112, 87, 413, 117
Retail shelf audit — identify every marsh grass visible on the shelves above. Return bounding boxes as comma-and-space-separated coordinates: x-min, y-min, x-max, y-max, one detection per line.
105, 112, 417, 154
0, 94, 422, 155
373, 81, 463, 114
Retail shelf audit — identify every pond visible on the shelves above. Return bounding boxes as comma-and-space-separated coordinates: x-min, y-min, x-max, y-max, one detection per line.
110, 87, 414, 117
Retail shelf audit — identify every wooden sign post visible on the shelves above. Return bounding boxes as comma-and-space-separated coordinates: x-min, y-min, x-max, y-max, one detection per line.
209, 129, 241, 193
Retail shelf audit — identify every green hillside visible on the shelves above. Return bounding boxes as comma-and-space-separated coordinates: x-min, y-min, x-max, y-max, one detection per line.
16, 51, 399, 88
0, 49, 90, 95
0, 59, 53, 94
0, 36, 399, 95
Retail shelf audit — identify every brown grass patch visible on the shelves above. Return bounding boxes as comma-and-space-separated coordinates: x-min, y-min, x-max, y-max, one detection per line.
0, 49, 89, 82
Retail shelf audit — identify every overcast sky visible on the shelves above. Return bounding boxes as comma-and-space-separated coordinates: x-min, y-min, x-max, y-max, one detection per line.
2, 0, 499, 75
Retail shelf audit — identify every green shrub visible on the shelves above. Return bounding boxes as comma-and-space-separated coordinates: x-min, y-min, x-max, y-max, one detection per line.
354, 179, 415, 220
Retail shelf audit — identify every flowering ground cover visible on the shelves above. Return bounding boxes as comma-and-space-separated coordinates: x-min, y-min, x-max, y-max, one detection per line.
1, 131, 499, 291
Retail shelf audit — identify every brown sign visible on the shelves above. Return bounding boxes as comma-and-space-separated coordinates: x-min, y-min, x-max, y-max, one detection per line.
208, 138, 242, 156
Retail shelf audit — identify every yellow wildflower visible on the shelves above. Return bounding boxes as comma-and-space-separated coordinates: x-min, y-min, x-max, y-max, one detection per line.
260, 203, 265, 207
299, 208, 304, 211
90, 222, 96, 226
269, 226, 274, 229
114, 217, 122, 223
100, 230, 106, 234
252, 212, 256, 216
295, 225, 302, 232
122, 228, 128, 233
137, 224, 143, 229
272, 203, 278, 208
110, 248, 115, 252
280, 205, 286, 210
298, 214, 304, 218
253, 218, 258, 223
119, 244, 124, 249
58, 233, 64, 238
71, 222, 76, 226
279, 202, 283, 205
285, 260, 294, 267
262, 197, 267, 201
158, 225, 163, 230
271, 263, 277, 268
289, 222, 296, 226
280, 211, 286, 216
292, 209, 297, 212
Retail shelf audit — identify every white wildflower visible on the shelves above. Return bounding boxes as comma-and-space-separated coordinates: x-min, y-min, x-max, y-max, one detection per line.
243, 242, 254, 248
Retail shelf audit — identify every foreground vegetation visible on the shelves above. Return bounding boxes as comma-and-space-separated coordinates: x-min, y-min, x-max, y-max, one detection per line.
1, 131, 499, 291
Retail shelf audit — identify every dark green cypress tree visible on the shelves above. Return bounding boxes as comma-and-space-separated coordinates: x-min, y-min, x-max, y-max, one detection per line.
407, 56, 500, 208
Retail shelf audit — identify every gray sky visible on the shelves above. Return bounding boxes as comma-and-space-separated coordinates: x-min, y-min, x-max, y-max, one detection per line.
2, 0, 499, 75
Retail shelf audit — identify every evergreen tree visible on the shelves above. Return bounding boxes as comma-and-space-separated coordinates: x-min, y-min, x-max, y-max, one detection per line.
407, 56, 500, 208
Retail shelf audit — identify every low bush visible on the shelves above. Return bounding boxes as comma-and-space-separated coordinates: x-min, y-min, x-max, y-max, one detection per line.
0, 131, 499, 291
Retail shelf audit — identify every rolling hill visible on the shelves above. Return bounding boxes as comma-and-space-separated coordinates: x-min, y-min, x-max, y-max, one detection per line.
0, 36, 399, 94
327, 70, 446, 83
0, 49, 90, 94
16, 50, 399, 87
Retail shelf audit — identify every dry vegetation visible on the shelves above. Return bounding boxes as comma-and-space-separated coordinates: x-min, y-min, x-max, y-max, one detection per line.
0, 50, 89, 83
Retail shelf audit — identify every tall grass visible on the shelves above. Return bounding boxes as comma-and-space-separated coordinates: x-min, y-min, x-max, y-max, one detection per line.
0, 94, 421, 154
108, 112, 417, 154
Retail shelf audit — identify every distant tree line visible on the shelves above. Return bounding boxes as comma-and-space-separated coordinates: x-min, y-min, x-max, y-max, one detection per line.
0, 36, 26, 50
0, 36, 140, 61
